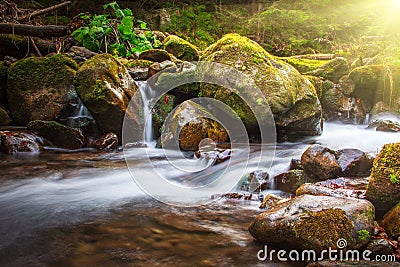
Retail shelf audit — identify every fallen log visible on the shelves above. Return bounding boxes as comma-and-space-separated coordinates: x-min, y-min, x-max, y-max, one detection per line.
20, 1, 72, 21
0, 23, 69, 38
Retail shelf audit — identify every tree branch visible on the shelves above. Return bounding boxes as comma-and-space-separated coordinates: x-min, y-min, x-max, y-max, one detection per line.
20, 1, 72, 21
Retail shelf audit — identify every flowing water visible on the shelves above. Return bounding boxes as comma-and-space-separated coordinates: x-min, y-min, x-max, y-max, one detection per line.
0, 122, 399, 267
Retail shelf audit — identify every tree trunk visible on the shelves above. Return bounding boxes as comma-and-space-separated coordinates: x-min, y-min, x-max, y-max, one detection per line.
0, 23, 69, 38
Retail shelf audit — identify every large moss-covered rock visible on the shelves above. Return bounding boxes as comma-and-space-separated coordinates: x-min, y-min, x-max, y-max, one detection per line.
366, 143, 400, 218
0, 62, 8, 107
161, 100, 228, 151
27, 120, 85, 150
74, 54, 138, 138
381, 202, 400, 238
0, 106, 12, 126
163, 35, 200, 61
349, 65, 400, 110
281, 56, 329, 74
7, 54, 78, 126
307, 57, 349, 83
248, 194, 374, 251
200, 34, 322, 138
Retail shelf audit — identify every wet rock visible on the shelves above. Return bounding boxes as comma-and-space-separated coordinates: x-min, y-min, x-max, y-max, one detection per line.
161, 100, 228, 151
289, 158, 303, 170
381, 202, 400, 238
273, 170, 317, 194
307, 57, 349, 83
74, 54, 138, 139
27, 120, 85, 150
241, 170, 269, 192
66, 45, 97, 63
7, 54, 78, 125
338, 75, 356, 96
365, 238, 394, 258
305, 75, 334, 100
124, 59, 153, 81
296, 177, 369, 199
138, 49, 171, 62
259, 193, 285, 209
336, 149, 372, 176
301, 144, 341, 180
148, 60, 176, 77
90, 132, 118, 150
249, 195, 375, 251
321, 87, 365, 124
200, 34, 322, 138
0, 131, 43, 154
163, 35, 200, 61
349, 64, 400, 111
0, 106, 12, 126
370, 119, 400, 132
366, 142, 400, 218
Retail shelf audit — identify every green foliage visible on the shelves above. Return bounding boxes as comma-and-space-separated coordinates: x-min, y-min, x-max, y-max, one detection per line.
357, 229, 370, 241
165, 5, 220, 49
72, 1, 160, 57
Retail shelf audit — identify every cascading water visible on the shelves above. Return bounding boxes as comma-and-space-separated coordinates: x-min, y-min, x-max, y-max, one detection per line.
67, 97, 94, 128
136, 81, 156, 146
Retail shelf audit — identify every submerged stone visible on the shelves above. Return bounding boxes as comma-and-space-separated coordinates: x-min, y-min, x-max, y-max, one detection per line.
0, 130, 43, 154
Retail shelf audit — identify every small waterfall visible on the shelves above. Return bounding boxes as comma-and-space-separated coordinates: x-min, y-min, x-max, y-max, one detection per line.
67, 98, 94, 128
136, 81, 156, 146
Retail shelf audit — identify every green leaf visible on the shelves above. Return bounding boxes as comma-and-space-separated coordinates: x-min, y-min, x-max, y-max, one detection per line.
119, 16, 134, 35
122, 8, 133, 17
138, 20, 147, 30
103, 1, 120, 11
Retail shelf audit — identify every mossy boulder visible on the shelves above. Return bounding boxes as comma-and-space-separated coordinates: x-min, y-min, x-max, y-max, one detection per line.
27, 120, 85, 149
304, 75, 334, 100
281, 56, 329, 74
74, 54, 138, 138
0, 106, 12, 126
200, 34, 322, 138
0, 62, 8, 107
7, 54, 78, 126
307, 57, 349, 83
163, 35, 200, 61
248, 194, 375, 251
161, 100, 228, 151
381, 202, 400, 238
138, 49, 171, 62
349, 65, 400, 111
366, 143, 400, 218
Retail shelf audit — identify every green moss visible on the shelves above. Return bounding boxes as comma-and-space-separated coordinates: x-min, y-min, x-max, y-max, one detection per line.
349, 65, 383, 88
281, 57, 329, 74
357, 229, 370, 241
8, 54, 78, 91
293, 208, 354, 249
163, 35, 200, 61
367, 142, 400, 217
125, 59, 153, 68
307, 57, 349, 83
